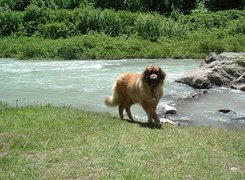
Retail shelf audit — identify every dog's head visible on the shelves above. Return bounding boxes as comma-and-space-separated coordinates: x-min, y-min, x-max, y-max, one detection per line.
142, 65, 166, 87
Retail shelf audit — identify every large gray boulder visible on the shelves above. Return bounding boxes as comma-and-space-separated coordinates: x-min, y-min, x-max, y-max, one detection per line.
176, 52, 245, 89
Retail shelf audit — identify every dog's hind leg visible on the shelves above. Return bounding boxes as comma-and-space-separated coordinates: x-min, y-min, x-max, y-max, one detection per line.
126, 103, 134, 121
118, 104, 124, 120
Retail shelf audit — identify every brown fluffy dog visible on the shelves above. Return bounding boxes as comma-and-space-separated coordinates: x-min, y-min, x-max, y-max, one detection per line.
105, 65, 166, 126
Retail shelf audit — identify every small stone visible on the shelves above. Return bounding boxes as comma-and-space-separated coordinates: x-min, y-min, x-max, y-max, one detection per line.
160, 118, 179, 126
219, 109, 232, 113
230, 167, 239, 171
163, 105, 177, 115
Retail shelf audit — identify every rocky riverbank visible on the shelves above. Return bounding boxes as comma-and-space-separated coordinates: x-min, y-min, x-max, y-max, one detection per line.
159, 53, 245, 128
176, 52, 245, 91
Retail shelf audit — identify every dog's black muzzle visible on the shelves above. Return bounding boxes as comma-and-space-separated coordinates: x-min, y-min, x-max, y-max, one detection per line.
149, 74, 158, 86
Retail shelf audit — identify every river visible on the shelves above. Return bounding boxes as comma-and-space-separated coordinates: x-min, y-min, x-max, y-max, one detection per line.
0, 58, 244, 129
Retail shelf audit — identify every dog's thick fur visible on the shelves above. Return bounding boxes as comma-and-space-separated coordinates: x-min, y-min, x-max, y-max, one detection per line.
105, 65, 166, 126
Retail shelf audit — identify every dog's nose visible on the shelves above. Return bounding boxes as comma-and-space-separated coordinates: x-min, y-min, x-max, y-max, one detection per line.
150, 74, 157, 80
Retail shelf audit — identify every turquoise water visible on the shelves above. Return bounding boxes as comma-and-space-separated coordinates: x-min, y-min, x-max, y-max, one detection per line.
1, 58, 244, 128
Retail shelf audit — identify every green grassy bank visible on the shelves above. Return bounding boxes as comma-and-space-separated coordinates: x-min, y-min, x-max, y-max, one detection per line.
0, 103, 244, 179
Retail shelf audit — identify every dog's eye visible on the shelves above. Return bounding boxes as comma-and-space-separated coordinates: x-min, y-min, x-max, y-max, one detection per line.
150, 71, 158, 75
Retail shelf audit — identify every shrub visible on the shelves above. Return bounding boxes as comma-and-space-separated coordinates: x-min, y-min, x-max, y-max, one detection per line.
198, 39, 226, 54
23, 4, 48, 35
20, 44, 46, 59
38, 22, 75, 39
161, 19, 188, 38
0, 0, 31, 11
229, 17, 245, 35
135, 13, 162, 41
45, 8, 75, 23
100, 9, 121, 37
34, 0, 82, 9
180, 11, 230, 31
57, 42, 84, 59
0, 10, 22, 36
117, 11, 137, 36
74, 7, 102, 34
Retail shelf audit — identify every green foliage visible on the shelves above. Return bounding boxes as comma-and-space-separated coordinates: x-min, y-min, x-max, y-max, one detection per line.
135, 13, 162, 41
204, 0, 244, 11
34, 0, 83, 9
93, 0, 197, 15
0, 0, 88, 10
0, 0, 243, 13
0, 2, 245, 59
100, 9, 121, 36
180, 10, 245, 32
74, 7, 101, 34
38, 22, 75, 38
57, 41, 84, 59
0, 0, 31, 11
1, 4, 244, 41
161, 19, 188, 38
117, 11, 137, 36
23, 3, 47, 35
1, 33, 245, 60
229, 17, 245, 35
0, 10, 22, 36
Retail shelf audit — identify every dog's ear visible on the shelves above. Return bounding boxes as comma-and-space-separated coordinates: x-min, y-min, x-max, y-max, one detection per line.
141, 67, 149, 81
159, 68, 166, 80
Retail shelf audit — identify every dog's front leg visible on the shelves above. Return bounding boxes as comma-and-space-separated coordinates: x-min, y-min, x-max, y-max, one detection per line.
142, 102, 161, 127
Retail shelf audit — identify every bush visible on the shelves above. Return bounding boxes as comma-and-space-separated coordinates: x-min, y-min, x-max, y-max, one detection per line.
198, 40, 226, 54
34, 0, 82, 9
74, 7, 102, 34
117, 11, 137, 36
38, 22, 75, 39
100, 9, 121, 37
135, 13, 162, 41
20, 44, 46, 59
45, 8, 74, 23
57, 42, 84, 59
23, 4, 48, 35
0, 0, 31, 11
179, 10, 242, 31
0, 10, 22, 36
161, 19, 188, 38
229, 17, 245, 35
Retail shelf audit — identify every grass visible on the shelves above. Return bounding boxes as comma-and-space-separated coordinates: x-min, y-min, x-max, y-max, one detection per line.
0, 103, 244, 179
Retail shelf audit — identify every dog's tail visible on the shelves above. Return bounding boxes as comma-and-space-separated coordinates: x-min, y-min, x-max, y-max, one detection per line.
104, 83, 119, 106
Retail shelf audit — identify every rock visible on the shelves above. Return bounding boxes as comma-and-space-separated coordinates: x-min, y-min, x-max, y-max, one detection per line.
231, 84, 239, 89
236, 72, 245, 83
175, 68, 212, 89
239, 84, 245, 91
219, 52, 245, 61
160, 118, 180, 126
205, 52, 220, 64
187, 89, 208, 98
163, 105, 177, 115
176, 52, 245, 89
219, 109, 232, 113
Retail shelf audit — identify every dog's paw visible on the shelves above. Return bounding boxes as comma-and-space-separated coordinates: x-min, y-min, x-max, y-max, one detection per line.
154, 123, 162, 129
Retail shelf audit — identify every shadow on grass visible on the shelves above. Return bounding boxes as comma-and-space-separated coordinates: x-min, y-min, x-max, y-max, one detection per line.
124, 119, 162, 129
